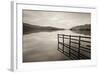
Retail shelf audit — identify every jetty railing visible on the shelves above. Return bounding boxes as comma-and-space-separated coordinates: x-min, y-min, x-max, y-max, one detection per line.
57, 34, 91, 60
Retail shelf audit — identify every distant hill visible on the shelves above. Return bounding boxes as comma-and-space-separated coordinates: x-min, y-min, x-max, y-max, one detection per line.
23, 23, 65, 34
70, 24, 91, 31
70, 24, 91, 35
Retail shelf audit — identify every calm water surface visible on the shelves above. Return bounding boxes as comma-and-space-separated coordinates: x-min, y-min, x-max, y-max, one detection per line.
23, 30, 90, 62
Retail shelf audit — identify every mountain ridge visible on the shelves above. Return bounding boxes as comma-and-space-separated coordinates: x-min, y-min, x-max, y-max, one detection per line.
70, 24, 91, 35
23, 23, 65, 34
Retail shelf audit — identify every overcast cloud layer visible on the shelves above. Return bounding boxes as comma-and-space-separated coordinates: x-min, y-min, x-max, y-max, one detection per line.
23, 10, 91, 29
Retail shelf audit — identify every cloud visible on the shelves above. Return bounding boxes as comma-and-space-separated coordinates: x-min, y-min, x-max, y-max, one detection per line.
23, 10, 91, 29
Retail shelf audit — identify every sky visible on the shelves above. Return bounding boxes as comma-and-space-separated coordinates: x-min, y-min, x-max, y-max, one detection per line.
23, 10, 91, 29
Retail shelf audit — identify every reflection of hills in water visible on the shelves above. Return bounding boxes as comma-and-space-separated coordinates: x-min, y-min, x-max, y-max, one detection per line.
23, 23, 91, 62
23, 23, 91, 35
70, 24, 91, 35
23, 23, 65, 34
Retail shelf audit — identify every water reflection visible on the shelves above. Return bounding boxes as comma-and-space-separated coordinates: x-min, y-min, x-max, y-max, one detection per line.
23, 30, 90, 62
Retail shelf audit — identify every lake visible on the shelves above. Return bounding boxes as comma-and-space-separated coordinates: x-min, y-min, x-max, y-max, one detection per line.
23, 30, 90, 62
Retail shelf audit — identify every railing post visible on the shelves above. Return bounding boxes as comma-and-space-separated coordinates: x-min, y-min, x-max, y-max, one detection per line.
69, 35, 71, 57
62, 34, 64, 53
78, 36, 81, 59
57, 34, 59, 50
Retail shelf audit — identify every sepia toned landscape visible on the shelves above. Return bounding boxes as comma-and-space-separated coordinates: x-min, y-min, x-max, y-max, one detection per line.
23, 10, 91, 62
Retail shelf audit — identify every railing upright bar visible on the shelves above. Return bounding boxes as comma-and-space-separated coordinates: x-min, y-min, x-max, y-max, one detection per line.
78, 36, 81, 59
62, 34, 64, 53
57, 34, 59, 50
69, 35, 71, 57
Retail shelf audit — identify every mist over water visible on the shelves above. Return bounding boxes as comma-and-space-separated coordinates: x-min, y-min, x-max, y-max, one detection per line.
23, 30, 90, 62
